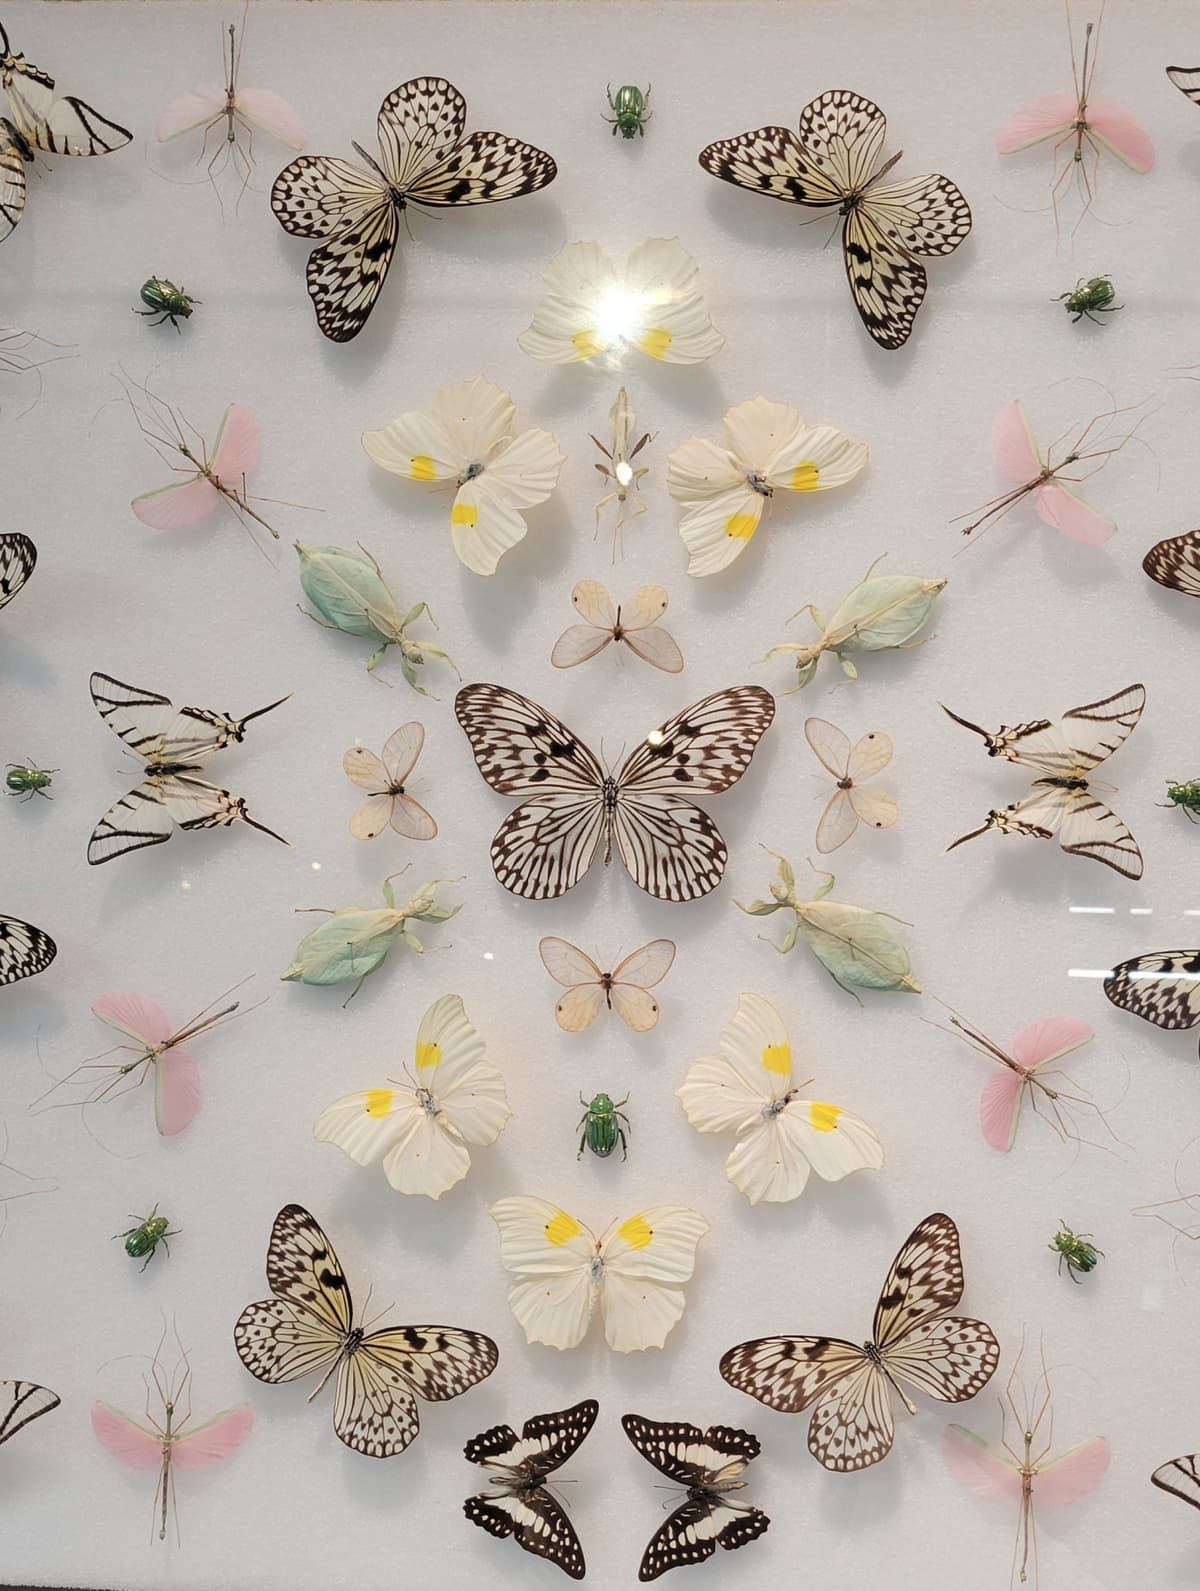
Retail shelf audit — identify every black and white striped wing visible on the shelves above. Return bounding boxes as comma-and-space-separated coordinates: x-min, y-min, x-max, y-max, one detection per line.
1032, 783, 1143, 879
0, 914, 56, 985
0, 28, 130, 157
234, 1204, 352, 1386
0, 1380, 60, 1444
1104, 950, 1200, 1042
87, 773, 259, 865
1153, 1453, 1200, 1510
90, 672, 238, 762
1004, 686, 1145, 777
0, 531, 35, 609
699, 124, 843, 205
1167, 67, 1200, 108
1143, 529, 1200, 597
466, 1399, 598, 1479
464, 1400, 595, 1578
638, 1492, 769, 1581
464, 1490, 585, 1580
0, 122, 26, 240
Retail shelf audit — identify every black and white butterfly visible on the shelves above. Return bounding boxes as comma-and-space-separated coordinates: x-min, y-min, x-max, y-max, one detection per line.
1167, 66, 1200, 110
699, 90, 971, 350
234, 1204, 498, 1458
943, 684, 1145, 880
463, 1399, 597, 1580
87, 672, 288, 865
1104, 950, 1200, 1054
271, 77, 557, 343
720, 1213, 1000, 1471
454, 683, 775, 903
1143, 529, 1200, 599
0, 1380, 60, 1446
1152, 1452, 1200, 1511
0, 532, 35, 611
621, 1414, 769, 1581
0, 914, 56, 987
0, 21, 132, 241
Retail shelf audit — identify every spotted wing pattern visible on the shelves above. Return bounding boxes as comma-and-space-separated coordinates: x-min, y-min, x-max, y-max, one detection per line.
1104, 951, 1200, 1049
0, 914, 56, 985
1143, 529, 1200, 598
0, 532, 35, 609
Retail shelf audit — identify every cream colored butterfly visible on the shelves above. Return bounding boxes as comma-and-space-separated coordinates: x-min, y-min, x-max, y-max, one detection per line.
538, 936, 676, 1032
804, 718, 897, 854
313, 994, 510, 1199
666, 397, 868, 577
677, 993, 883, 1204
550, 580, 683, 673
343, 723, 436, 841
361, 377, 564, 576
488, 1196, 708, 1352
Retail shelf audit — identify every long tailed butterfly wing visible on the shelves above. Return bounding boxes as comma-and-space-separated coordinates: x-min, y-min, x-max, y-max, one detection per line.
0, 532, 35, 610
0, 1380, 60, 1444
0, 914, 56, 985
0, 24, 131, 156
1152, 1453, 1200, 1510
1104, 951, 1200, 1050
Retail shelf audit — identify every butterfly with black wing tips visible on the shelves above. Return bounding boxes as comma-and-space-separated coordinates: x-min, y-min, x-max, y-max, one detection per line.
463, 1399, 597, 1580
0, 1380, 60, 1447
699, 90, 971, 350
454, 683, 775, 903
234, 1204, 498, 1458
621, 1414, 769, 1581
0, 914, 56, 987
1152, 1452, 1200, 1511
720, 1212, 999, 1471
1104, 949, 1200, 1055
271, 76, 557, 343
0, 533, 35, 612
1143, 529, 1200, 600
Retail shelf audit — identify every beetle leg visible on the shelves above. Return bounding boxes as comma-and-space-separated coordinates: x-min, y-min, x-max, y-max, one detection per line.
577, 1128, 588, 1159
618, 1129, 628, 1160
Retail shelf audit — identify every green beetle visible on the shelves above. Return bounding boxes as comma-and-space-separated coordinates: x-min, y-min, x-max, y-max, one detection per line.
5, 760, 55, 800
1049, 1221, 1102, 1282
578, 1091, 630, 1160
604, 83, 652, 139
1055, 276, 1120, 325
134, 277, 200, 331
116, 1206, 179, 1271
1162, 779, 1200, 822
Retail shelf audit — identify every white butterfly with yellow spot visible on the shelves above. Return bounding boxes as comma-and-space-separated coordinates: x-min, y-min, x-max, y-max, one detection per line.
667, 397, 868, 577
804, 718, 897, 854
313, 994, 510, 1199
362, 377, 564, 576
488, 1196, 708, 1352
677, 993, 883, 1204
343, 723, 436, 841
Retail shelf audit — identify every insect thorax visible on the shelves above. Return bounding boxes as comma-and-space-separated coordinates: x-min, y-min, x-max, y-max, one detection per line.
602, 776, 619, 813
146, 758, 204, 779
864, 1341, 884, 1366
745, 470, 773, 500
416, 1086, 441, 1117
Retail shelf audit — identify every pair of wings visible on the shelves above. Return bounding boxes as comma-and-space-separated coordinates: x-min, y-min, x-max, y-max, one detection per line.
989, 400, 1117, 546
463, 1399, 597, 1580
0, 531, 35, 611
944, 684, 1145, 879
343, 722, 436, 841
91, 990, 203, 1136
454, 683, 775, 902
551, 581, 683, 673
488, 1197, 709, 1353
954, 1015, 1094, 1153
945, 1422, 1110, 1507
1144, 529, 1200, 599
131, 404, 261, 531
677, 992, 884, 1205
0, 1379, 60, 1446
0, 913, 56, 986
699, 90, 971, 349
720, 1213, 1000, 1470
996, 86, 1154, 172
92, 1400, 253, 1471
623, 1415, 769, 1581
1104, 950, 1200, 1053
538, 936, 676, 1032
805, 718, 896, 853
155, 47, 307, 151
271, 77, 557, 342
233, 1204, 498, 1456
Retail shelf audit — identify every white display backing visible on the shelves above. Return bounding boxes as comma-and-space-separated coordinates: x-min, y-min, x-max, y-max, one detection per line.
3, 2, 1200, 1587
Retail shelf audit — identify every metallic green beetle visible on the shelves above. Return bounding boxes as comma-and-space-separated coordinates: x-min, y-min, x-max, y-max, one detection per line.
1049, 1221, 1101, 1282
135, 277, 200, 331
1163, 779, 1200, 822
5, 760, 55, 800
604, 83, 652, 139
116, 1206, 179, 1271
1055, 276, 1120, 325
578, 1091, 630, 1160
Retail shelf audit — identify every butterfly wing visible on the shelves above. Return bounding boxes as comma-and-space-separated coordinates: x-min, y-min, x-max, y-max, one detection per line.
209, 404, 260, 484
598, 1207, 709, 1352
678, 989, 785, 1139
154, 1044, 202, 1136
392, 78, 555, 206
1032, 480, 1116, 545
1168, 66, 1200, 105
943, 1423, 1023, 1500
3, 64, 131, 156
992, 398, 1042, 482
1143, 529, 1200, 597
170, 1404, 254, 1469
849, 172, 971, 348
978, 1068, 1024, 1152
719, 1335, 871, 1414
1034, 1436, 1111, 1506
0, 1381, 60, 1445
638, 1493, 769, 1581
0, 532, 35, 611
609, 938, 676, 1031
1085, 100, 1154, 172
488, 1197, 597, 1349
0, 914, 56, 985
804, 717, 851, 779
233, 88, 307, 151
415, 991, 509, 1144
1104, 950, 1200, 1039
464, 1400, 595, 1578
131, 473, 220, 531
1006, 783, 1144, 879
452, 428, 563, 575
90, 1403, 164, 1469
0, 124, 27, 242
698, 122, 843, 206
666, 434, 769, 576
87, 772, 266, 864
464, 1489, 585, 1579
233, 1205, 350, 1386
89, 673, 223, 762
995, 92, 1079, 153
154, 85, 225, 141
1152, 1454, 1200, 1510
1012, 1016, 1094, 1071
537, 937, 608, 1031
90, 990, 172, 1046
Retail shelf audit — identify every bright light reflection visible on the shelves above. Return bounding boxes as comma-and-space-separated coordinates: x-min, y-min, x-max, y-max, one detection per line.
1068, 905, 1114, 914
483, 952, 495, 961
646, 728, 666, 747
311, 861, 321, 871
180, 880, 191, 892
1129, 906, 1153, 915
593, 284, 643, 346
1068, 968, 1108, 979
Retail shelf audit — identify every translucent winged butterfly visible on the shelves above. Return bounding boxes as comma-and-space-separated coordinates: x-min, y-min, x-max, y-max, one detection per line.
720, 1212, 1000, 1471
271, 77, 557, 342
0, 914, 56, 986
804, 717, 896, 853
343, 723, 437, 841
463, 1398, 597, 1580
0, 1379, 60, 1448
698, 90, 971, 350
0, 532, 35, 612
1104, 950, 1200, 1054
538, 936, 676, 1032
233, 1203, 498, 1457
454, 683, 775, 902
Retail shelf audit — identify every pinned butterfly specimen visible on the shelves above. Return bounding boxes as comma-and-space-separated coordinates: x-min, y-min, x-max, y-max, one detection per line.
455, 683, 775, 902
677, 992, 884, 1204
92, 1323, 252, 1544
666, 396, 868, 576
0, 20, 132, 243
234, 1203, 498, 1455
592, 387, 652, 556
488, 1196, 709, 1352
804, 718, 896, 853
621, 1414, 769, 1581
1168, 66, 1200, 112
281, 873, 460, 996
943, 683, 1145, 879
699, 90, 971, 350
272, 77, 557, 343
362, 378, 564, 576
463, 1399, 597, 1580
1143, 529, 1200, 599
1103, 949, 1200, 1052
518, 237, 724, 366
0, 914, 55, 988
551, 580, 683, 673
0, 1379, 59, 1449
343, 723, 436, 841
944, 1333, 1109, 1589
0, 531, 35, 612
313, 993, 510, 1199
720, 1212, 1000, 1470
538, 936, 676, 1033
1152, 1453, 1200, 1512
87, 671, 288, 865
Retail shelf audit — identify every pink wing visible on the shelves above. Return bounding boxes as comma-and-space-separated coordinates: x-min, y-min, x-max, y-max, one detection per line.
132, 474, 222, 530
996, 92, 1080, 154
235, 88, 307, 150
1032, 481, 1117, 545
1035, 1437, 1111, 1508
1012, 1016, 1094, 1071
992, 399, 1040, 482
155, 1047, 201, 1136
944, 1424, 1024, 1501
1086, 101, 1155, 172
980, 1069, 1024, 1152
171, 1405, 254, 1469
209, 405, 260, 483
92, 1404, 164, 1470
155, 86, 226, 141
92, 991, 173, 1046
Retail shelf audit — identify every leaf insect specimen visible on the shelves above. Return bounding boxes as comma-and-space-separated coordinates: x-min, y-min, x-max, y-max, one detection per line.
944, 1334, 1110, 1590
720, 1213, 1000, 1471
0, 20, 132, 244
604, 83, 652, 138
738, 849, 920, 995
1056, 275, 1120, 324
86, 671, 288, 865
1152, 1453, 1200, 1512
0, 531, 35, 612
699, 90, 972, 349
295, 543, 460, 692
1049, 1222, 1101, 1282
116, 1206, 179, 1270
622, 1414, 769, 1581
91, 1322, 253, 1543
272, 77, 557, 342
538, 937, 675, 1033
943, 683, 1144, 879
1104, 949, 1200, 1051
1163, 780, 1200, 823
0, 1379, 60, 1449
804, 718, 896, 853
234, 1203, 498, 1455
5, 759, 54, 799
551, 580, 683, 673
0, 913, 56, 986
455, 683, 775, 902
463, 1399, 597, 1580
591, 387, 651, 556
344, 724, 436, 841
134, 278, 200, 331
577, 1091, 630, 1161
1142, 529, 1200, 599
280, 873, 460, 997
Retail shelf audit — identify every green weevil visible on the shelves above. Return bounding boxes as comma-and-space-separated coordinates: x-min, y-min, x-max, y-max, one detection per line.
604, 83, 652, 139
1049, 1221, 1102, 1282
1162, 780, 1200, 822
5, 760, 55, 800
134, 277, 200, 331
578, 1091, 630, 1160
1055, 276, 1120, 325
116, 1206, 179, 1271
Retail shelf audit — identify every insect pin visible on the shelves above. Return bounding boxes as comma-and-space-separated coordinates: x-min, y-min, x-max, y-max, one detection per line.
116, 1205, 179, 1270
1056, 275, 1120, 324
1162, 780, 1200, 822
604, 83, 651, 138
134, 277, 200, 331
578, 1091, 630, 1160
1049, 1221, 1102, 1282
5, 760, 54, 799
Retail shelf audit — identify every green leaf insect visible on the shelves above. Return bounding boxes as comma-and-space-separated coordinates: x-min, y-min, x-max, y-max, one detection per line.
578, 1091, 630, 1160
1055, 276, 1120, 325
6, 759, 55, 800
737, 848, 919, 998
281, 872, 461, 1000
604, 83, 652, 138
1162, 780, 1200, 822
116, 1205, 179, 1271
762, 557, 946, 690
295, 542, 460, 695
1049, 1221, 1102, 1282
134, 277, 200, 331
